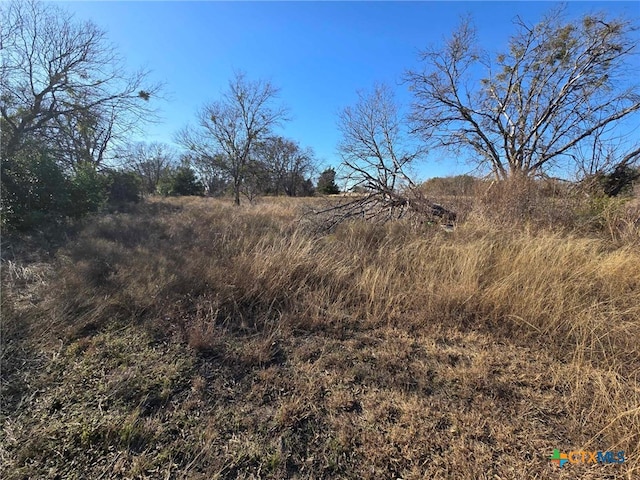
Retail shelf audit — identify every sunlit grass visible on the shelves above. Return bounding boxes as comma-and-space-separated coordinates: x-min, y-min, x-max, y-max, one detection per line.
2, 194, 638, 479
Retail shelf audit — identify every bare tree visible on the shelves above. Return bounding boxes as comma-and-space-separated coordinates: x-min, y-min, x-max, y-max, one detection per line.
406, 7, 640, 179
309, 83, 454, 231
0, 0, 159, 163
338, 83, 421, 199
240, 158, 270, 203
573, 126, 640, 179
252, 136, 316, 196
118, 142, 177, 194
188, 152, 231, 197
177, 72, 288, 205
48, 103, 117, 169
571, 128, 640, 195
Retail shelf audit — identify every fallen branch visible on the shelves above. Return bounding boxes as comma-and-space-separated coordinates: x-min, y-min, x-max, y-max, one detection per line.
304, 189, 457, 233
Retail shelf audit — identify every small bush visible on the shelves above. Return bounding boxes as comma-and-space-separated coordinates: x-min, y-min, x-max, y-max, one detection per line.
594, 165, 640, 197
1, 152, 145, 230
105, 170, 142, 204
68, 163, 109, 218
317, 168, 340, 195
420, 174, 478, 197
1, 150, 71, 229
157, 166, 204, 196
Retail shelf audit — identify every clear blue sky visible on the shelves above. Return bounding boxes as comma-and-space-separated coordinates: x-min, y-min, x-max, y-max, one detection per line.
58, 1, 639, 180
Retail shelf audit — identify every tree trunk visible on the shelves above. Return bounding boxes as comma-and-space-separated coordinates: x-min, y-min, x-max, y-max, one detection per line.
234, 180, 241, 206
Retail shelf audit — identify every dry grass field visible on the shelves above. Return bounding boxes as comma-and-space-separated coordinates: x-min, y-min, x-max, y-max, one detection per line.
2, 190, 639, 479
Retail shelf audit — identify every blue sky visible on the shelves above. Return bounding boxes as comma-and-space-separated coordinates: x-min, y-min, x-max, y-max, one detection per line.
58, 1, 639, 180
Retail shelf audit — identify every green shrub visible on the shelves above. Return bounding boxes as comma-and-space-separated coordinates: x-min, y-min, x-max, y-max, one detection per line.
68, 163, 109, 218
105, 170, 142, 204
157, 166, 204, 196
1, 150, 71, 229
600, 165, 639, 197
317, 168, 340, 195
0, 154, 136, 230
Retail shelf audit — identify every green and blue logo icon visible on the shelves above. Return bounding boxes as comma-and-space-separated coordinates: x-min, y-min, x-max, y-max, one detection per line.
549, 449, 568, 468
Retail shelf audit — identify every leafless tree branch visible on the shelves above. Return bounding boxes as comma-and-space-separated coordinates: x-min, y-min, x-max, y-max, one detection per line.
406, 7, 640, 179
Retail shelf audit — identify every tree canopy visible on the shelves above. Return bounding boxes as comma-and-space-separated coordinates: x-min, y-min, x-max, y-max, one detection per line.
406, 7, 640, 179
177, 72, 289, 205
0, 0, 159, 167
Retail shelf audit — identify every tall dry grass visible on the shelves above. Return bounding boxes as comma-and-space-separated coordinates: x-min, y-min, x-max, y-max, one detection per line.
2, 192, 639, 479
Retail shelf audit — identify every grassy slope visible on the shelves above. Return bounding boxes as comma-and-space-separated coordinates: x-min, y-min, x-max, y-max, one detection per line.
1, 196, 639, 479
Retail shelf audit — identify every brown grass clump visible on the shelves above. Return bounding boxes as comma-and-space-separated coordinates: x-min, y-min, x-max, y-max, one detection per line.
2, 193, 639, 479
